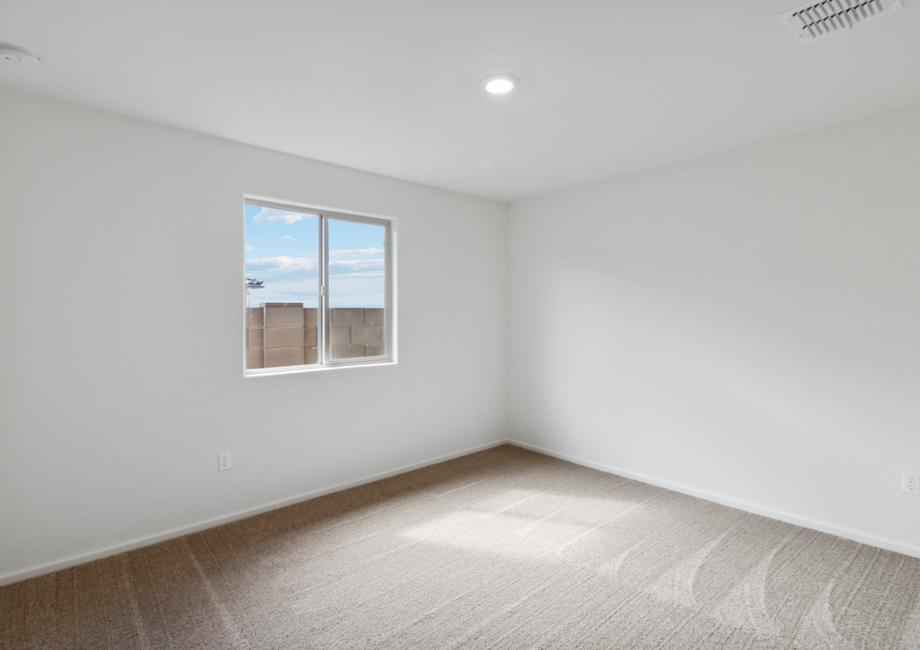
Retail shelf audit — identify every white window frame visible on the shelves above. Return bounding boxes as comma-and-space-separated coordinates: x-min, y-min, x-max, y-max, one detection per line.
243, 197, 396, 377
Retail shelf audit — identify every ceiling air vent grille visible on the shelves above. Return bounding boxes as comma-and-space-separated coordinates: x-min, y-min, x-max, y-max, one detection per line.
782, 0, 903, 43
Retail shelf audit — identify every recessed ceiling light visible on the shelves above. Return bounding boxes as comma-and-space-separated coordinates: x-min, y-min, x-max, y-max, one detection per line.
481, 74, 517, 95
0, 45, 41, 66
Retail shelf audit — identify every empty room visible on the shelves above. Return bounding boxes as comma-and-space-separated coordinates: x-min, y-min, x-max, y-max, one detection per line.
2, 1, 920, 648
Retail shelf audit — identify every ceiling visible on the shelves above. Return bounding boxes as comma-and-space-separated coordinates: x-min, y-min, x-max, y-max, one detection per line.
2, 1, 920, 202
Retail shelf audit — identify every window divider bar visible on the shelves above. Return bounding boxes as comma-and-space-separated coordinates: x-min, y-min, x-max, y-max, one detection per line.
319, 214, 329, 367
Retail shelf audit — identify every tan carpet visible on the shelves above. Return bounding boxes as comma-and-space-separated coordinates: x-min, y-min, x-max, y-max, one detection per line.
2, 445, 919, 649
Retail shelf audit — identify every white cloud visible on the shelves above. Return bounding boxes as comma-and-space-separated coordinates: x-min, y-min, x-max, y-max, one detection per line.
339, 271, 384, 278
245, 256, 317, 274
331, 247, 384, 257
245, 245, 254, 252
281, 235, 294, 240
245, 255, 383, 277
330, 258, 384, 273
252, 207, 313, 225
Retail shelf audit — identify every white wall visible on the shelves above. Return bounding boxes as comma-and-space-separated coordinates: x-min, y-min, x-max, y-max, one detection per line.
509, 107, 920, 556
0, 90, 508, 580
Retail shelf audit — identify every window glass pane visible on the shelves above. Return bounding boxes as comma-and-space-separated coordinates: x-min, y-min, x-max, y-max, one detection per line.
327, 218, 387, 360
244, 204, 319, 370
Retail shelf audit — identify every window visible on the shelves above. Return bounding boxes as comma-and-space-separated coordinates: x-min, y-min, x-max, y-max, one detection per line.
244, 199, 393, 374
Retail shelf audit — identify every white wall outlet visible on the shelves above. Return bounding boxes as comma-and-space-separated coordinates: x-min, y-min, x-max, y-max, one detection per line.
902, 471, 920, 495
218, 451, 233, 472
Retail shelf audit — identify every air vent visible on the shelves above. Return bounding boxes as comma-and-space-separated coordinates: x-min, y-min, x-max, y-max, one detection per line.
782, 0, 903, 43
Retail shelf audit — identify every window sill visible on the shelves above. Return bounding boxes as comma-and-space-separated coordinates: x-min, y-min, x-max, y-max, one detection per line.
244, 359, 397, 378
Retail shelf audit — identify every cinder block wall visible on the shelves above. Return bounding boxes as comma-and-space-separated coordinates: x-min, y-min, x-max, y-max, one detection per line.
246, 303, 384, 369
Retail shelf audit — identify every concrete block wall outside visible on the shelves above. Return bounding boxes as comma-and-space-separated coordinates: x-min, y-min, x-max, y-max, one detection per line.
246, 305, 385, 369
264, 327, 304, 349
329, 324, 351, 346
331, 344, 366, 359
264, 304, 304, 328
247, 309, 264, 327
351, 324, 383, 345
246, 349, 263, 370
264, 347, 305, 367
332, 308, 365, 325
247, 327, 264, 350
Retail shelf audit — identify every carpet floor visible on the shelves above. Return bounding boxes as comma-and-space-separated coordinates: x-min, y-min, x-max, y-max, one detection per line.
2, 445, 919, 649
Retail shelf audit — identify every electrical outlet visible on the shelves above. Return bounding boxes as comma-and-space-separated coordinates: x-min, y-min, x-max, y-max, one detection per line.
218, 451, 233, 472
902, 471, 920, 496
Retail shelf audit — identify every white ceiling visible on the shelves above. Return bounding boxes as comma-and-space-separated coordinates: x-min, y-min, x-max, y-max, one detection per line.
3, 1, 920, 201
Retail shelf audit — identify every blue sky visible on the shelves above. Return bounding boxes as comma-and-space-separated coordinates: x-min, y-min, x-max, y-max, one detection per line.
244, 205, 385, 308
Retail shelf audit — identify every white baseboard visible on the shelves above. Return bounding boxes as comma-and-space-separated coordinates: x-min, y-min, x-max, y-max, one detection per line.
9, 437, 914, 587
0, 439, 511, 587
509, 440, 920, 560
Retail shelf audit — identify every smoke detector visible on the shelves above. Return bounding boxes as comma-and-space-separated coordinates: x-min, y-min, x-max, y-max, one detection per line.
782, 0, 903, 43
0, 45, 41, 66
